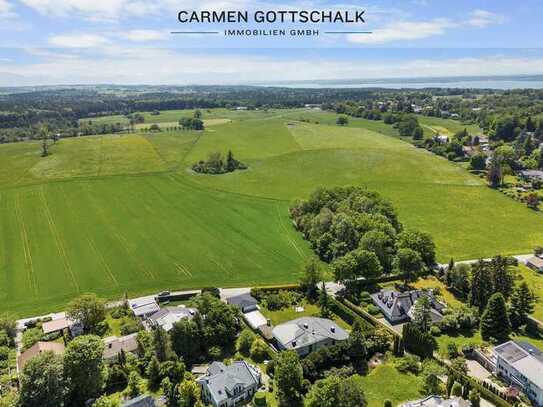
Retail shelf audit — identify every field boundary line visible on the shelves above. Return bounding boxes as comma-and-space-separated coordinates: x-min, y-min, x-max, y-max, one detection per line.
140, 134, 171, 170
87, 236, 119, 287
14, 193, 38, 297
97, 136, 105, 177
39, 187, 80, 292
114, 232, 156, 280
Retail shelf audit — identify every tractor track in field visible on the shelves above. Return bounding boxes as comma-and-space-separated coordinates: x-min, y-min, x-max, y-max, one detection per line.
14, 193, 38, 298
57, 183, 119, 286
87, 236, 119, 287
275, 203, 306, 259
39, 187, 80, 293
113, 232, 157, 281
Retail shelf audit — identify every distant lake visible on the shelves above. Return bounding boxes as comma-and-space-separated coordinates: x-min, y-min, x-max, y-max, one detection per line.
267, 80, 543, 90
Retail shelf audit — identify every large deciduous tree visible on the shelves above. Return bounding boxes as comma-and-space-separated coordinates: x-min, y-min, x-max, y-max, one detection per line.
275, 351, 304, 407
63, 335, 105, 406
305, 375, 367, 407
66, 293, 106, 334
19, 351, 66, 407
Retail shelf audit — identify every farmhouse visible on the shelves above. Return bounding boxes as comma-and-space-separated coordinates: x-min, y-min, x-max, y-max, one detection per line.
197, 361, 261, 407
17, 341, 65, 373
226, 293, 258, 313
272, 317, 348, 356
147, 306, 197, 332
371, 289, 446, 324
400, 396, 471, 407
102, 334, 139, 362
493, 341, 543, 406
527, 256, 543, 272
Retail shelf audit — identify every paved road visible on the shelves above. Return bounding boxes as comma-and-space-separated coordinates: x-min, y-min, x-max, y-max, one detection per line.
437, 253, 533, 269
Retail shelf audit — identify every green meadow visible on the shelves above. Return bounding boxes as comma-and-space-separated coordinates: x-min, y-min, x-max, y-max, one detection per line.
2, 108, 543, 315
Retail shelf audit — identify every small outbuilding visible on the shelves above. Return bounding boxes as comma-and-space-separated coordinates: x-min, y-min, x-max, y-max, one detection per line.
527, 256, 543, 273
17, 341, 65, 373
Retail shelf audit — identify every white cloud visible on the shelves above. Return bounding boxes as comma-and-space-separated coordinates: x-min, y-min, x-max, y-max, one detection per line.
48, 33, 110, 48
348, 8, 504, 44
3, 49, 543, 86
19, 0, 255, 20
467, 9, 505, 28
348, 18, 454, 44
121, 29, 168, 42
0, 0, 17, 18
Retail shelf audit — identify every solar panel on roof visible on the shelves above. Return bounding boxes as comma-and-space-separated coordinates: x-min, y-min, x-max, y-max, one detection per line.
496, 342, 527, 363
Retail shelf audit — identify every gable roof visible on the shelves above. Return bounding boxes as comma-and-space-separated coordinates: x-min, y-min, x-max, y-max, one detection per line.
198, 361, 260, 405
527, 256, 543, 269
42, 316, 75, 334
128, 297, 160, 317
494, 340, 543, 390
147, 306, 197, 331
371, 289, 445, 321
17, 341, 65, 372
120, 395, 155, 407
102, 334, 139, 360
272, 317, 348, 350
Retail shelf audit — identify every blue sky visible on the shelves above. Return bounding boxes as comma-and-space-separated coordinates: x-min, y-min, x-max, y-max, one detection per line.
1, 0, 543, 85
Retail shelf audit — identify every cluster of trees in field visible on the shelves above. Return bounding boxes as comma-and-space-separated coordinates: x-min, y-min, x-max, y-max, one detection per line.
192, 151, 247, 175
0, 291, 241, 407
438, 256, 537, 343
290, 187, 436, 291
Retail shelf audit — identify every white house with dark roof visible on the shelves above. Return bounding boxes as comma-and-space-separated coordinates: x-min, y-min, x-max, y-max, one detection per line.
493, 341, 543, 406
147, 306, 197, 332
197, 361, 261, 407
272, 317, 348, 356
371, 289, 446, 324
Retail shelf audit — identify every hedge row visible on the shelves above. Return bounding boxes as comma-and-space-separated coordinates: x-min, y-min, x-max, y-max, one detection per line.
449, 367, 516, 407
339, 298, 400, 338
329, 299, 374, 332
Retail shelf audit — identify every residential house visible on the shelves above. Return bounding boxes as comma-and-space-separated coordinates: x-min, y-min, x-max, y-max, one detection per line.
371, 289, 446, 325
198, 361, 261, 407
527, 256, 543, 273
400, 396, 471, 407
42, 315, 83, 337
147, 306, 197, 332
494, 341, 543, 406
226, 293, 258, 313
17, 341, 65, 373
102, 334, 139, 362
128, 297, 160, 318
272, 317, 349, 356
120, 395, 155, 407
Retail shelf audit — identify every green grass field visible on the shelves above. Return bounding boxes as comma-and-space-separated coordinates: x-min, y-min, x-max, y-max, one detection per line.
2, 108, 543, 316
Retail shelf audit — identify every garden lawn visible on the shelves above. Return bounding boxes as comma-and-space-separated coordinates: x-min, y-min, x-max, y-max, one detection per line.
260, 302, 351, 331
516, 264, 543, 321
353, 364, 422, 407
